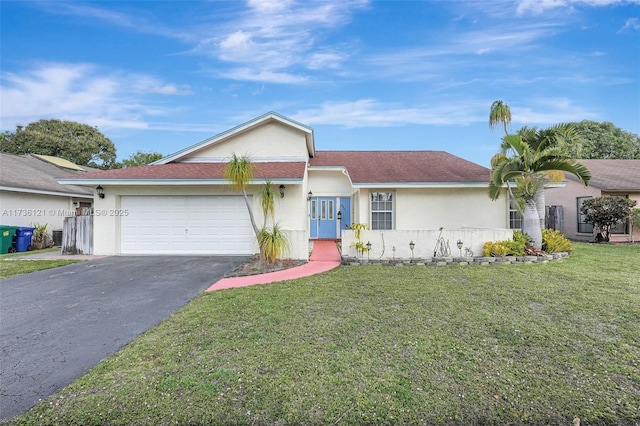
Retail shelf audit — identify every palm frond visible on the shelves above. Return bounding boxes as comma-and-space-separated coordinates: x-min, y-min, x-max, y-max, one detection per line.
259, 179, 276, 224
224, 154, 254, 190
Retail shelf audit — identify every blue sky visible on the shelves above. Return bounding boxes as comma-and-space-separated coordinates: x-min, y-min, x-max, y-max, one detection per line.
1, 0, 639, 167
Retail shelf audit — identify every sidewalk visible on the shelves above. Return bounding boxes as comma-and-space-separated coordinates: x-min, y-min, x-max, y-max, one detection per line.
207, 240, 341, 291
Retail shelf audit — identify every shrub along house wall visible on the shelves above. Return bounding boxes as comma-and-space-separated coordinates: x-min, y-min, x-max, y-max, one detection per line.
341, 228, 514, 260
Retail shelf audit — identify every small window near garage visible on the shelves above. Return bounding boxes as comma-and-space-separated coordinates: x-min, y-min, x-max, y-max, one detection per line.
371, 192, 394, 230
577, 196, 594, 233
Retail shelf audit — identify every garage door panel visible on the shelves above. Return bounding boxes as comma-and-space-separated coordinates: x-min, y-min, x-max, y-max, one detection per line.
121, 196, 254, 255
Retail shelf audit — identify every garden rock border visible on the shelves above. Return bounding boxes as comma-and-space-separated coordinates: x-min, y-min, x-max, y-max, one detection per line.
341, 252, 569, 266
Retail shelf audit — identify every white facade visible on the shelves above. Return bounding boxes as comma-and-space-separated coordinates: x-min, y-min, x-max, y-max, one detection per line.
60, 113, 509, 259
0, 189, 91, 231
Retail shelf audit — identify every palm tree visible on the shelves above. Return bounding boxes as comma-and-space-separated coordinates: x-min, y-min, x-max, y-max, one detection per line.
224, 154, 288, 264
510, 123, 583, 229
224, 154, 260, 236
489, 100, 512, 136
489, 134, 591, 249
258, 179, 277, 228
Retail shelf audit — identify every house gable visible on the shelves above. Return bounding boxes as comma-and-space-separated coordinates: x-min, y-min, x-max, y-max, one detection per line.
180, 121, 311, 162
156, 112, 315, 164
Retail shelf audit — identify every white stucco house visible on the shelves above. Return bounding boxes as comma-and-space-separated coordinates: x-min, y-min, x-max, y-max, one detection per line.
0, 153, 94, 231
57, 112, 512, 259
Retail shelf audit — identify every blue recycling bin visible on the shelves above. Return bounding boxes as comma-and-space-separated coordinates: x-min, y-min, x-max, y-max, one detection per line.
14, 226, 35, 252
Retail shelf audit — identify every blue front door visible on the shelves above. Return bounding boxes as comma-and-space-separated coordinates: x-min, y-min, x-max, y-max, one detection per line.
310, 197, 336, 239
310, 197, 351, 239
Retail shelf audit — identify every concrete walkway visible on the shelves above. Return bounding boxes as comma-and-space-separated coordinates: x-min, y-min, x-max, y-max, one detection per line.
207, 240, 341, 291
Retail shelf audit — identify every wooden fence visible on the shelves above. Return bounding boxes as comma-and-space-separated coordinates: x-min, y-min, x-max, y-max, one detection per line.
62, 215, 93, 255
545, 205, 563, 231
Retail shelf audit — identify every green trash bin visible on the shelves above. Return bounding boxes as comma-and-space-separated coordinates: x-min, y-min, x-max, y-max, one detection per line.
0, 225, 19, 254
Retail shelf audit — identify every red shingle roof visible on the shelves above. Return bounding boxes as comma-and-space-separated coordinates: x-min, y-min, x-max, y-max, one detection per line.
565, 159, 640, 191
310, 151, 490, 183
59, 151, 491, 185
62, 162, 307, 180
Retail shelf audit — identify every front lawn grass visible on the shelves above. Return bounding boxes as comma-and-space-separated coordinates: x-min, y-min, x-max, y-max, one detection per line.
9, 243, 640, 425
0, 252, 80, 279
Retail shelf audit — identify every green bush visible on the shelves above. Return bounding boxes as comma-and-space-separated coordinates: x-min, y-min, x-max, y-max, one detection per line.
483, 231, 530, 257
542, 229, 571, 253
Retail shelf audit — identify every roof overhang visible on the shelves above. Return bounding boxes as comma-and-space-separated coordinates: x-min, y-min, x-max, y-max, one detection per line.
352, 182, 491, 189
55, 178, 303, 186
1, 185, 94, 199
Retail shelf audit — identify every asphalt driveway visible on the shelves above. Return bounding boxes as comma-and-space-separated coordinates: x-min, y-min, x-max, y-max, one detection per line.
0, 255, 247, 421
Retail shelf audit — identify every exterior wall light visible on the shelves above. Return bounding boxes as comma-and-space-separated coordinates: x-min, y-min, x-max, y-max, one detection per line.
96, 185, 105, 199
279, 184, 285, 198
307, 191, 313, 201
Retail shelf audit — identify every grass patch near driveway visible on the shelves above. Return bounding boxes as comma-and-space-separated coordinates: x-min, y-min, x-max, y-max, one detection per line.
0, 252, 80, 279
10, 243, 640, 425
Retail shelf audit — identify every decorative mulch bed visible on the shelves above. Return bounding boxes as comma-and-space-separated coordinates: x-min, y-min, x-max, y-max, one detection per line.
225, 255, 308, 277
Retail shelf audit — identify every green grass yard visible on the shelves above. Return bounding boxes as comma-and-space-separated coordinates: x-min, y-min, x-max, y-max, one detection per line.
7, 243, 640, 425
0, 249, 79, 279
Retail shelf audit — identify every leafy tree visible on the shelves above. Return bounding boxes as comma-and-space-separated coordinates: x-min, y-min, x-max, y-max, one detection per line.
119, 150, 163, 168
580, 197, 637, 242
0, 131, 10, 144
570, 121, 640, 159
0, 119, 117, 169
630, 208, 640, 243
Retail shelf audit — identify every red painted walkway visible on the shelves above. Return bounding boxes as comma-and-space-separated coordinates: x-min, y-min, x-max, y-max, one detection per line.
207, 240, 342, 291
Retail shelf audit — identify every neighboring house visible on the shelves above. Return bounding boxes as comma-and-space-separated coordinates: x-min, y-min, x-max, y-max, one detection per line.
57, 112, 511, 259
0, 153, 94, 231
545, 159, 640, 243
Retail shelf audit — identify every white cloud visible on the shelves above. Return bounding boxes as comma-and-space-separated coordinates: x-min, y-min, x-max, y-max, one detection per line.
219, 68, 309, 84
290, 97, 600, 129
619, 17, 640, 31
0, 63, 189, 131
516, 0, 640, 15
511, 98, 600, 124
202, 0, 368, 78
292, 99, 485, 127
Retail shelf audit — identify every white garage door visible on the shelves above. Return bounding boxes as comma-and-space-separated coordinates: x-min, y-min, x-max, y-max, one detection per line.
120, 196, 255, 255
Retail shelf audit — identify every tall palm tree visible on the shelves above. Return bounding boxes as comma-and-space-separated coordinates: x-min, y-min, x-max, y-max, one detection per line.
489, 134, 591, 249
224, 154, 260, 236
489, 100, 512, 136
224, 154, 287, 263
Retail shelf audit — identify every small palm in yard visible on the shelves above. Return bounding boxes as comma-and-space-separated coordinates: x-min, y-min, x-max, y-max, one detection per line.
257, 222, 288, 264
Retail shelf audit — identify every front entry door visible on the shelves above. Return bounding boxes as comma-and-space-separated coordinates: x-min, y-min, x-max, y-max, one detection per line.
310, 197, 337, 239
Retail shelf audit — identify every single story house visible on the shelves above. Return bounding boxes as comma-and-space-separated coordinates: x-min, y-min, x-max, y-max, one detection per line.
0, 153, 94, 231
57, 112, 512, 259
545, 159, 640, 243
